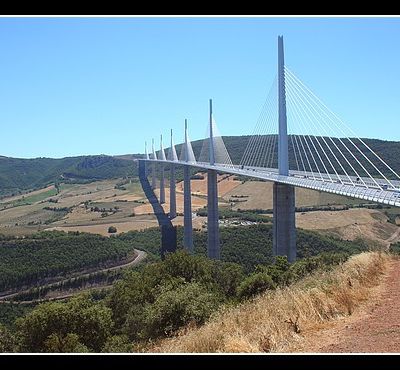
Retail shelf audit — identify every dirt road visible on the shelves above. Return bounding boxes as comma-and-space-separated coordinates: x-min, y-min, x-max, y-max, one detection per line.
0, 249, 147, 303
299, 259, 400, 353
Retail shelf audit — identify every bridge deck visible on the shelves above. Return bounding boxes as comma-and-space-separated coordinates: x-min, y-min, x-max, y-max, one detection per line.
141, 159, 400, 208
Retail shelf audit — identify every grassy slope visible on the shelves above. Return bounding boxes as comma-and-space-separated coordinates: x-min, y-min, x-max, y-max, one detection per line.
150, 252, 389, 353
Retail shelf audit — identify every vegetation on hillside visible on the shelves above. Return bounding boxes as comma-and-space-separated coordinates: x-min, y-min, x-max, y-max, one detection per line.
195, 224, 366, 272
0, 247, 382, 353
0, 231, 137, 292
2, 135, 398, 197
150, 252, 388, 353
0, 155, 136, 197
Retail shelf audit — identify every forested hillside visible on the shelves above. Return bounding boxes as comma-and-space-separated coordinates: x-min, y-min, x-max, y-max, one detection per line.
0, 231, 136, 292
0, 155, 137, 197
0, 223, 370, 352
119, 223, 367, 273
1, 135, 399, 197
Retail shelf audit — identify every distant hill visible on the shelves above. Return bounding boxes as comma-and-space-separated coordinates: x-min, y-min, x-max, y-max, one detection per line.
1, 136, 399, 197
0, 155, 137, 197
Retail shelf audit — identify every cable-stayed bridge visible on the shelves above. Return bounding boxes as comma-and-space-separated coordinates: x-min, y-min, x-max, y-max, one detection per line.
139, 36, 400, 262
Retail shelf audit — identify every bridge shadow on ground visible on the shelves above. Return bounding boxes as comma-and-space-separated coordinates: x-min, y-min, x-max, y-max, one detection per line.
138, 162, 176, 257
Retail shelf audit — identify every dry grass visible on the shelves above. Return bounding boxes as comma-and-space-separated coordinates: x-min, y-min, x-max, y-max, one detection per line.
296, 209, 400, 248
224, 181, 357, 211
176, 172, 241, 197
46, 219, 160, 236
149, 252, 390, 353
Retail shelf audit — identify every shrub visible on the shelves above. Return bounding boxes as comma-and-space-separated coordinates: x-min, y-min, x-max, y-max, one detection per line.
16, 294, 113, 352
102, 335, 132, 353
0, 324, 17, 352
255, 256, 291, 286
44, 333, 89, 353
390, 242, 400, 255
108, 226, 117, 234
142, 281, 220, 338
163, 250, 212, 283
211, 261, 244, 297
237, 273, 276, 300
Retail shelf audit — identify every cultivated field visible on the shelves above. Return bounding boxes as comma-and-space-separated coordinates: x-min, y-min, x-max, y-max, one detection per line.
296, 208, 400, 248
224, 180, 361, 211
0, 174, 398, 248
0, 175, 217, 236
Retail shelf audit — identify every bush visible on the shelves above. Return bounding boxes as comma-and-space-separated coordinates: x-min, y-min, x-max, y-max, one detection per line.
0, 324, 17, 352
102, 335, 132, 353
211, 261, 244, 297
255, 256, 291, 286
163, 250, 212, 283
237, 273, 276, 300
108, 226, 117, 234
16, 294, 113, 352
390, 242, 400, 255
142, 281, 220, 338
44, 333, 89, 353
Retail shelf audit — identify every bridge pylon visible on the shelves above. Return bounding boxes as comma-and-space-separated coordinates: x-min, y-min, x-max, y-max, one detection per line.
169, 129, 177, 219
183, 119, 194, 252
159, 135, 166, 204
207, 99, 220, 260
273, 35, 296, 262
151, 138, 157, 190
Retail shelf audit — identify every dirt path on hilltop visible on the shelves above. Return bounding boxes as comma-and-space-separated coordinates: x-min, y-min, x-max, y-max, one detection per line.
295, 259, 400, 353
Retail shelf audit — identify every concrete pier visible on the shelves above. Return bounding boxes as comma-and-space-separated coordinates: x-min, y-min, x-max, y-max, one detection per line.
183, 165, 193, 252
273, 35, 296, 262
169, 164, 176, 219
207, 169, 220, 259
272, 183, 296, 262
207, 99, 220, 259
151, 162, 156, 190
159, 164, 165, 204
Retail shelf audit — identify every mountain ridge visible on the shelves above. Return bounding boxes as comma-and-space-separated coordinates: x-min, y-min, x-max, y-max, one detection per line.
2, 136, 400, 197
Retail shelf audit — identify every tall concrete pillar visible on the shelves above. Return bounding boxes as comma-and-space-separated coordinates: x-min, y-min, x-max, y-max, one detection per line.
159, 135, 166, 204
273, 35, 296, 262
183, 165, 193, 252
159, 165, 165, 204
144, 142, 149, 177
151, 163, 157, 190
168, 129, 178, 219
207, 99, 220, 259
151, 139, 157, 190
273, 183, 296, 262
183, 120, 193, 252
169, 164, 176, 219
207, 169, 220, 259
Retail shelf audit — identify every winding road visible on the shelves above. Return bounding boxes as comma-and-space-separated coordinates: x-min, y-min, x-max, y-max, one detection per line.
0, 249, 147, 303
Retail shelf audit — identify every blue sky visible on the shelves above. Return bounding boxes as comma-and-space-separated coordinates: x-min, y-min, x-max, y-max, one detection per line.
0, 17, 399, 158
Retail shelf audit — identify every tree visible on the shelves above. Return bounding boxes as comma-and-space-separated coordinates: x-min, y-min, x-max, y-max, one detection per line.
54, 181, 60, 194
0, 324, 17, 353
102, 335, 132, 353
211, 261, 244, 297
44, 333, 89, 353
142, 281, 220, 338
108, 226, 117, 234
16, 294, 113, 352
237, 273, 276, 300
